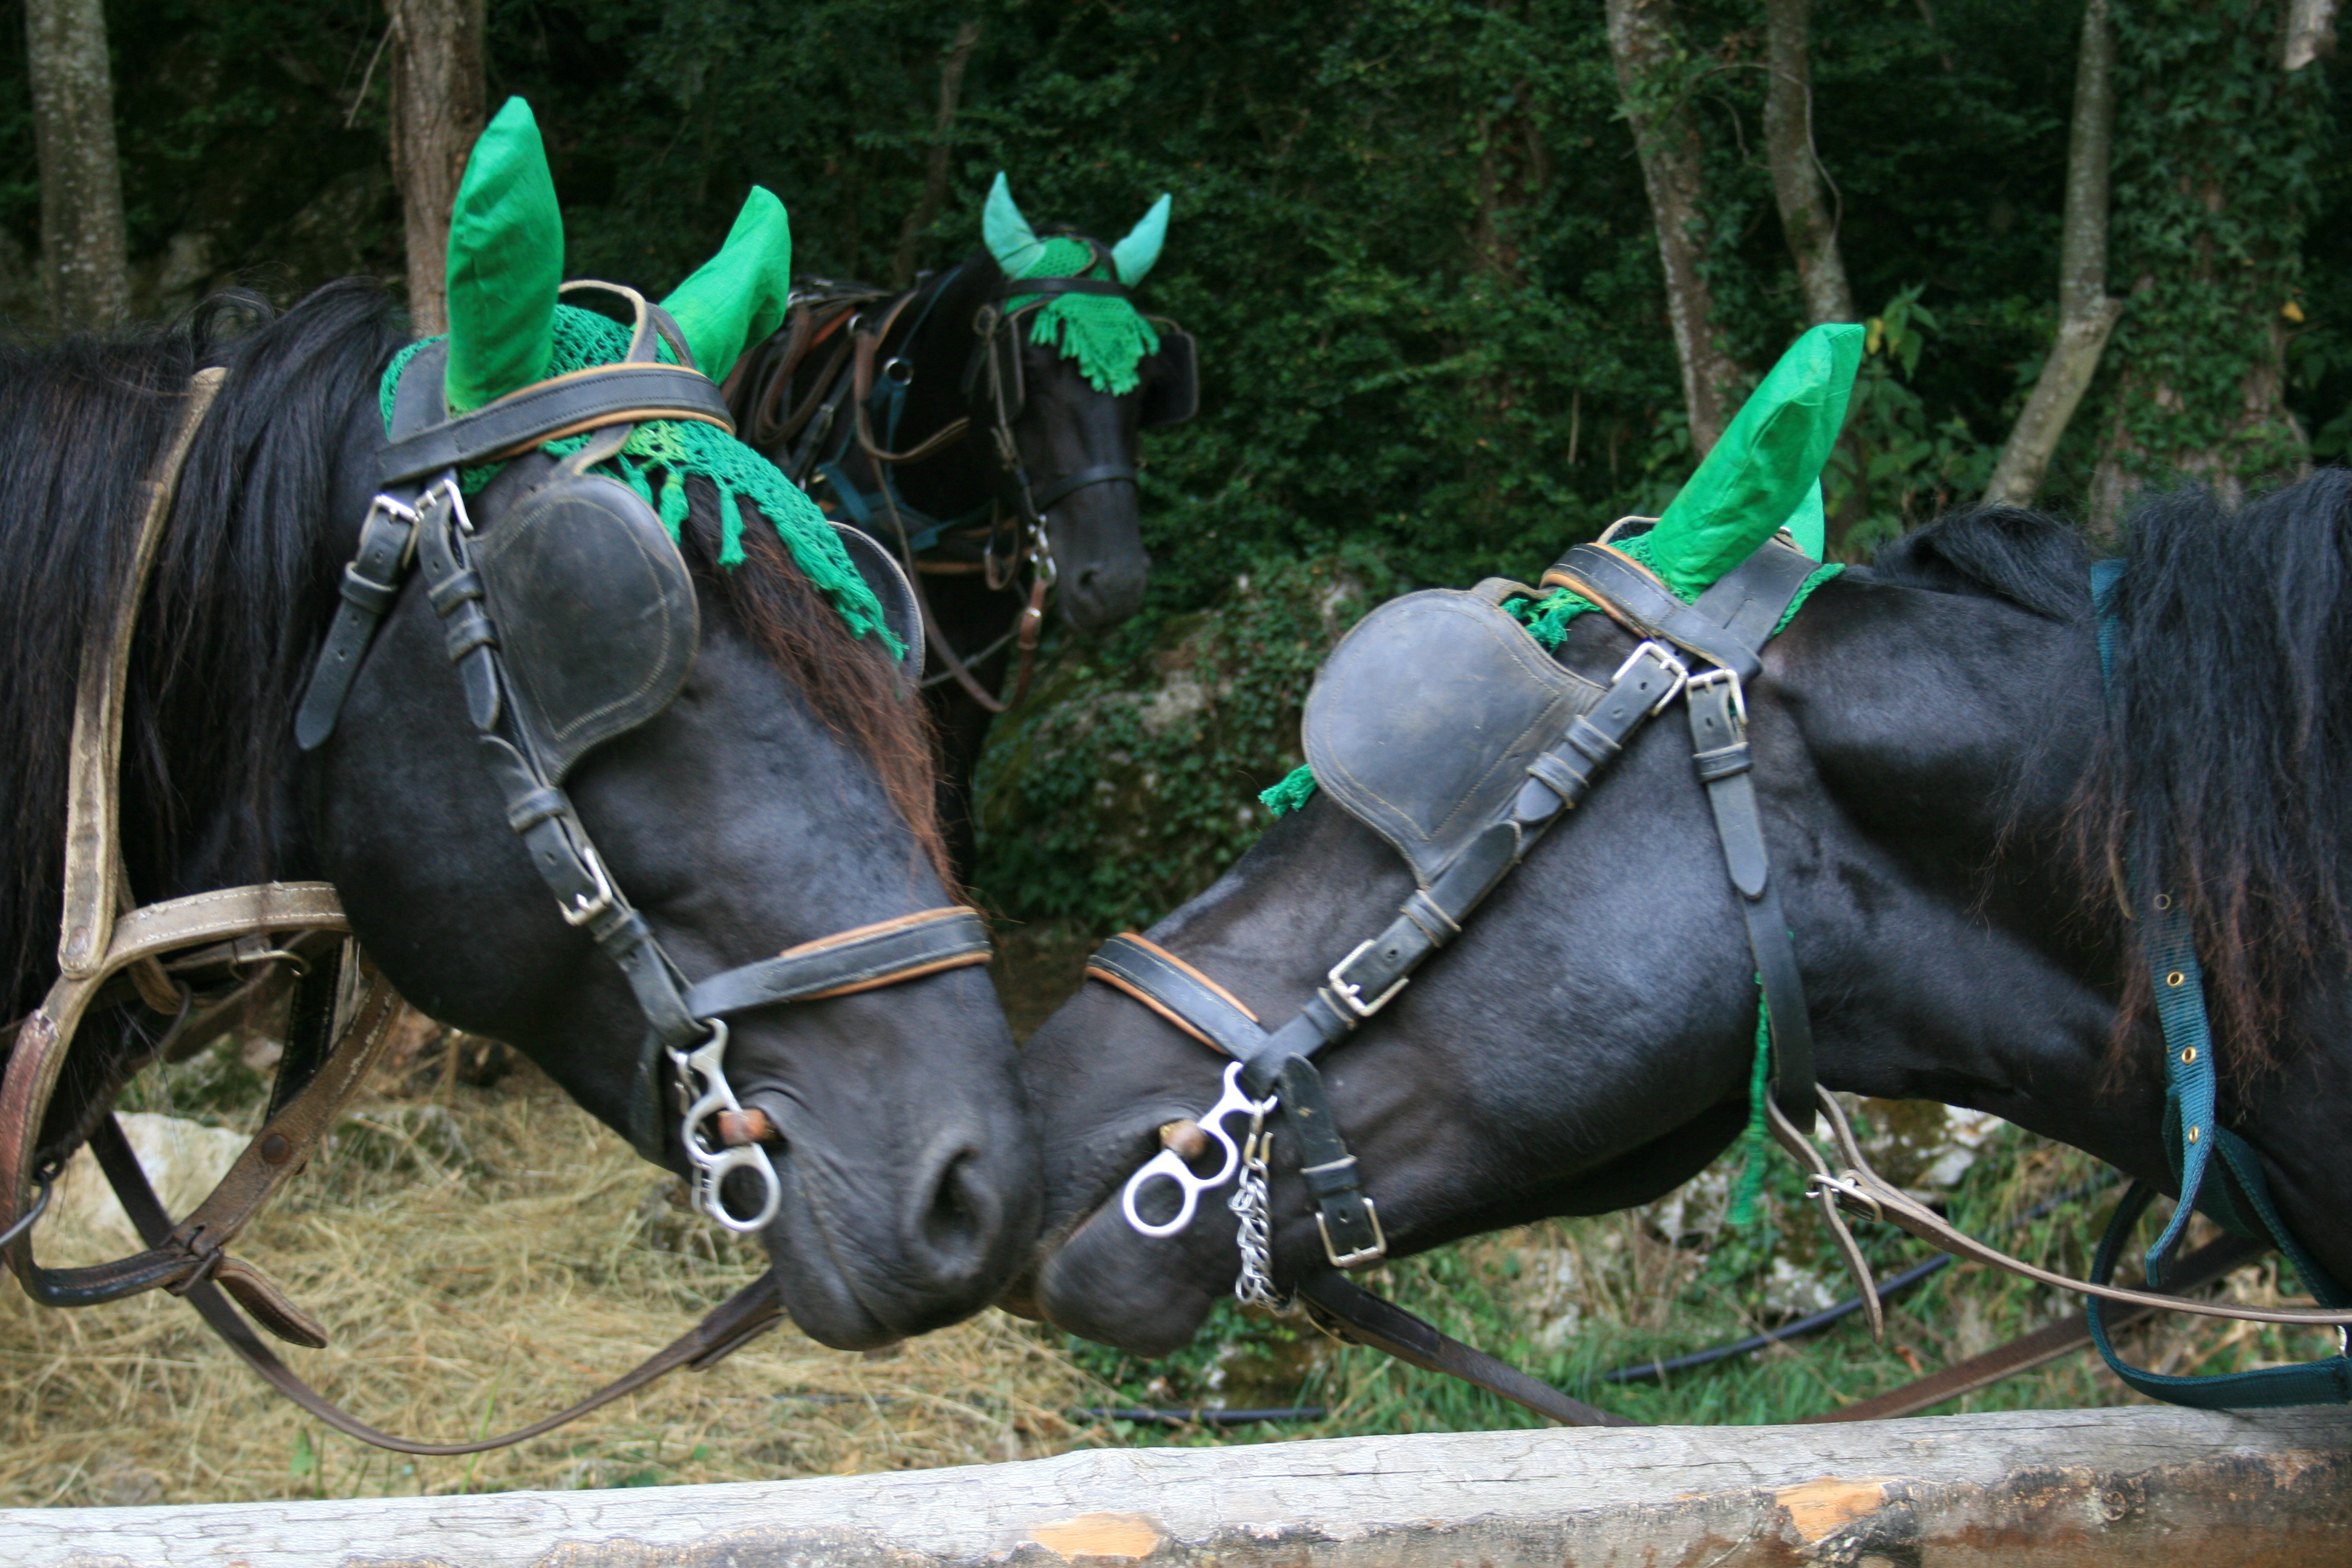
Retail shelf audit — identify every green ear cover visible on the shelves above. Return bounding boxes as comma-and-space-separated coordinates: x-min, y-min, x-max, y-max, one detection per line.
661, 186, 794, 379
1645, 322, 1863, 596
1111, 192, 1171, 286
443, 97, 564, 413
982, 172, 1046, 279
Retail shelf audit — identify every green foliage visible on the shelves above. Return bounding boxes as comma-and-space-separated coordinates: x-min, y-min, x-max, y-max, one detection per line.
2096, 0, 2330, 491
1827, 286, 1999, 555
971, 548, 1400, 929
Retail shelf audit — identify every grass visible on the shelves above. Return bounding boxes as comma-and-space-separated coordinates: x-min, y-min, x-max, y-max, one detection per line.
4, 955, 2331, 1506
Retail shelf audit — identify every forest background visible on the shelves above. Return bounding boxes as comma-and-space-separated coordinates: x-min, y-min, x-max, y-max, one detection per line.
4, 0, 2343, 926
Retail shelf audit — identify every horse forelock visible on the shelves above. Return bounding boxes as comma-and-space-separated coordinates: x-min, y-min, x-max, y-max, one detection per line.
1874, 482, 2352, 1077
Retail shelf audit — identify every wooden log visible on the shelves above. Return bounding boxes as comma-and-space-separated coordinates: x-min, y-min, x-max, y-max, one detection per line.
5, 1404, 2348, 1566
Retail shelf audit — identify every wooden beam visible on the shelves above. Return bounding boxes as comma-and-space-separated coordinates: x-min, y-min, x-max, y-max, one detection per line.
5, 1405, 2348, 1566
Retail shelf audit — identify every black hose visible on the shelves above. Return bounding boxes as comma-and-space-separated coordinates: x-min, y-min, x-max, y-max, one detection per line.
1596, 1172, 2120, 1386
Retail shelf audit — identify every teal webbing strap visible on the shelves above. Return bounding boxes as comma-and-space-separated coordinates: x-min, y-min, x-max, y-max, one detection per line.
2086, 559, 2352, 1405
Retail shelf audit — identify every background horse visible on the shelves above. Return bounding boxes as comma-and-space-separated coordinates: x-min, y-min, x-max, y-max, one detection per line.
731, 177, 1193, 869
1017, 477, 2352, 1358
0, 278, 1034, 1354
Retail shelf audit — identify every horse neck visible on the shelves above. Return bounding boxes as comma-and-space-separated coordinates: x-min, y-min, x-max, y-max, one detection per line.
1774, 577, 2174, 1179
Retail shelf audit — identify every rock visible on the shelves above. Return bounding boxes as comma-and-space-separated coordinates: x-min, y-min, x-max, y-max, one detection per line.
44, 1113, 247, 1261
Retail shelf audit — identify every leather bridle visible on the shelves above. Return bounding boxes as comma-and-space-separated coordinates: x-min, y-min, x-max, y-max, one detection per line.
733, 252, 1192, 714
1077, 524, 2352, 1425
0, 284, 994, 1454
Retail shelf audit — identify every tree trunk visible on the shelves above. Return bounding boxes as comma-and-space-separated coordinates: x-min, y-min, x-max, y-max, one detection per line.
1607, 0, 1746, 454
27, 0, 128, 330
1983, 0, 2121, 507
386, 0, 486, 338
892, 21, 982, 289
2284, 0, 2338, 68
1763, 0, 1856, 325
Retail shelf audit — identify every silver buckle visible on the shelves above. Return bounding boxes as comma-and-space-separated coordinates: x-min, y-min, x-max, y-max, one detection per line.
1316, 1198, 1387, 1269
1612, 639, 1691, 715
1685, 665, 1748, 728
560, 843, 618, 927
1805, 1169, 1885, 1223
1327, 939, 1408, 1019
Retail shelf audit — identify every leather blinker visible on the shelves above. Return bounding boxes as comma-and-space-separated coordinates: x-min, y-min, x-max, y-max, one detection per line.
1304, 589, 1602, 889
1139, 329, 1198, 429
828, 521, 925, 681
471, 470, 699, 782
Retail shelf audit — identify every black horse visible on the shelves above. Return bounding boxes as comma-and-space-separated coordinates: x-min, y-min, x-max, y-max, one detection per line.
1018, 478, 2352, 1357
0, 282, 1035, 1353
730, 180, 1194, 867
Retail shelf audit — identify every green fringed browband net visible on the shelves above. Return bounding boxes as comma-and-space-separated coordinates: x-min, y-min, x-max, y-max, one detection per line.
1004, 237, 1160, 397
380, 305, 904, 659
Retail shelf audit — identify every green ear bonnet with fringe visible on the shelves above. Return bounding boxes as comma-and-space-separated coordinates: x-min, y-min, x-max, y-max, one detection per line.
984, 172, 1172, 398
387, 97, 901, 657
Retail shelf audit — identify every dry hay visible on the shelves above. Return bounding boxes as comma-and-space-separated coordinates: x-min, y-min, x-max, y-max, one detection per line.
0, 1028, 1106, 1510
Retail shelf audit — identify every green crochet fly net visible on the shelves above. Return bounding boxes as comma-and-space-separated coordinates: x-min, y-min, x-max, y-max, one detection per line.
1004, 237, 1160, 396
380, 305, 904, 658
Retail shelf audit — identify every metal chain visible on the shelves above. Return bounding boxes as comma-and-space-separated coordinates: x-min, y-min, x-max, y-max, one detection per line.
1229, 1104, 1289, 1312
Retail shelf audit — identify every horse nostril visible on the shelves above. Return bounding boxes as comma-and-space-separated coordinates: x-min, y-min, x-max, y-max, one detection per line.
916, 1144, 996, 1278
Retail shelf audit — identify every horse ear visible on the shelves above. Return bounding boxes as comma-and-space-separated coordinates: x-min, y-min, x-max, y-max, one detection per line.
660, 186, 793, 379
443, 97, 564, 412
1642, 322, 1863, 596
1111, 192, 1171, 286
982, 172, 1045, 279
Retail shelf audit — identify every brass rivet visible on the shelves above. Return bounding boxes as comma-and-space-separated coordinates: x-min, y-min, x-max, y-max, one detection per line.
259, 1132, 291, 1165
2181, 1047, 2197, 1065
2187, 1126, 2201, 1144
2166, 971, 2186, 988
2155, 893, 2172, 910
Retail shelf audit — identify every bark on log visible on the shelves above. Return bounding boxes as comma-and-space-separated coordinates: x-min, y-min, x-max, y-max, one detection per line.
3, 1405, 2348, 1566
1763, 0, 1857, 325
386, 0, 487, 338
1984, 0, 2122, 508
892, 21, 984, 288
1607, 0, 1746, 454
26, 0, 128, 330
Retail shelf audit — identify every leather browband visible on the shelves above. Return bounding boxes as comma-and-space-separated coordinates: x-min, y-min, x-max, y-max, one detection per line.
379, 362, 734, 485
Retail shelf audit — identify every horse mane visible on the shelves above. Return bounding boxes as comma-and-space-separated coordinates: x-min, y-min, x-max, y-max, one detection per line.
1872, 480, 2352, 1074
2, 282, 945, 1028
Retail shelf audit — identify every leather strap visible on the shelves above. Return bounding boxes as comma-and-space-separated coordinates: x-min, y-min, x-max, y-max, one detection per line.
1798, 1231, 2267, 1424
1544, 543, 1763, 680
1295, 1270, 1636, 1426
682, 909, 993, 1017
1688, 676, 1816, 1126
1029, 463, 1137, 512
59, 368, 227, 978
377, 362, 734, 485
93, 1111, 787, 1455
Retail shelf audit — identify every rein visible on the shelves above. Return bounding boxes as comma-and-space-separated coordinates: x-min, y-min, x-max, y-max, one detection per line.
1080, 528, 2352, 1425
1, 287, 995, 1455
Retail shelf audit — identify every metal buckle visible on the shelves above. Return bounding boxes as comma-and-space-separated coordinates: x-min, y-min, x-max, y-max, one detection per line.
1327, 938, 1408, 1019
560, 843, 618, 928
1316, 1198, 1387, 1269
1805, 1169, 1885, 1223
1612, 639, 1691, 716
1685, 665, 1747, 728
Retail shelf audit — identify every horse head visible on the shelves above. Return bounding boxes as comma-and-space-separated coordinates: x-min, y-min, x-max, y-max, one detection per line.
1016, 330, 2352, 1360
4, 100, 1037, 1353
